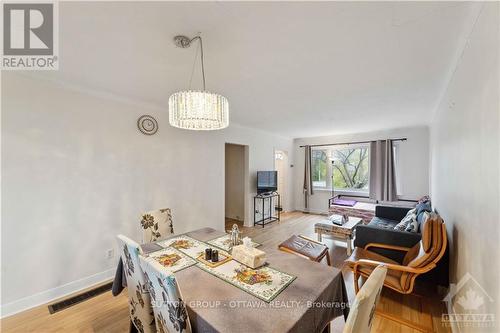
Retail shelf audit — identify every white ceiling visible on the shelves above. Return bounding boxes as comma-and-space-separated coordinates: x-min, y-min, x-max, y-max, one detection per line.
31, 1, 480, 138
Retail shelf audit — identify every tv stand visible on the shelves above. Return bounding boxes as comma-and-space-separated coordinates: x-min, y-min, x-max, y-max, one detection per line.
253, 192, 280, 228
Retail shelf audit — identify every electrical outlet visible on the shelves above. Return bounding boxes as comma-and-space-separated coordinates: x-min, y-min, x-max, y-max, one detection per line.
106, 249, 114, 259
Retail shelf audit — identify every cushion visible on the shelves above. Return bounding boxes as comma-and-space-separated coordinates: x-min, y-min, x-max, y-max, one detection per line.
404, 216, 419, 233
401, 213, 445, 290
417, 195, 431, 204
394, 208, 417, 231
345, 247, 399, 270
416, 201, 432, 216
368, 217, 399, 230
346, 248, 403, 291
420, 212, 434, 252
279, 235, 328, 261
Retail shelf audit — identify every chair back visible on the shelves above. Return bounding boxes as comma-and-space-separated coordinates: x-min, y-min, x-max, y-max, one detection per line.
139, 256, 192, 333
141, 208, 174, 243
343, 265, 387, 333
116, 235, 156, 333
400, 213, 447, 290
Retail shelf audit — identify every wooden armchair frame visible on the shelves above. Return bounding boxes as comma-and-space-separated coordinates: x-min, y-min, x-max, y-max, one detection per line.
349, 222, 447, 333
352, 223, 447, 295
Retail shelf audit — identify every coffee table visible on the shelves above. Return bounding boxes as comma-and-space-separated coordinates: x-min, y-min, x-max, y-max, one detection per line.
314, 216, 363, 255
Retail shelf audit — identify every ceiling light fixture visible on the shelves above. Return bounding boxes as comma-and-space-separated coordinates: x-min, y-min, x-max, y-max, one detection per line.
169, 35, 229, 130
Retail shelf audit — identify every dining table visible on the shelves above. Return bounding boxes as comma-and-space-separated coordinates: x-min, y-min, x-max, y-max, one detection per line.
112, 227, 350, 333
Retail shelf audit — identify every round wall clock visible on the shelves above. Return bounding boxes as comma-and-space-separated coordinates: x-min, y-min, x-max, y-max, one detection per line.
137, 115, 158, 135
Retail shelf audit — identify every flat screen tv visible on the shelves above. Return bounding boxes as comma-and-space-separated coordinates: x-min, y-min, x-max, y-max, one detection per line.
257, 171, 278, 194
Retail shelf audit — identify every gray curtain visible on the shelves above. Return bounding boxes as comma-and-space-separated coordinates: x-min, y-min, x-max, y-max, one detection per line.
369, 140, 397, 202
303, 145, 314, 209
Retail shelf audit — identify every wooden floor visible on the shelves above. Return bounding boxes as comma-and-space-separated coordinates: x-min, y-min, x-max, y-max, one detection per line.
1, 212, 450, 333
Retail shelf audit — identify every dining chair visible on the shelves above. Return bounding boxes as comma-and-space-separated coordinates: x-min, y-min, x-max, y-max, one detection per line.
343, 265, 387, 333
141, 208, 174, 243
116, 235, 156, 333
139, 256, 192, 333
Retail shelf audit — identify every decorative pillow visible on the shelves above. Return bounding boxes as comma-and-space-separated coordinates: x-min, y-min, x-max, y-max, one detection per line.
405, 220, 419, 233
415, 201, 432, 230
405, 213, 420, 233
417, 211, 432, 232
394, 208, 417, 231
416, 201, 432, 216
417, 195, 431, 204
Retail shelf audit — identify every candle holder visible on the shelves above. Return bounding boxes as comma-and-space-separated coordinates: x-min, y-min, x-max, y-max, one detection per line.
211, 250, 219, 262
205, 248, 212, 261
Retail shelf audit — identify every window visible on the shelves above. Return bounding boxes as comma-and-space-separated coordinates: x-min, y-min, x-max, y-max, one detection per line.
311, 149, 328, 188
332, 146, 370, 192
312, 145, 370, 194
311, 143, 403, 197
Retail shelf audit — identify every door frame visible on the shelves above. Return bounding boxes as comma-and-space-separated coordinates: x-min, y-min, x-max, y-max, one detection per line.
273, 148, 288, 213
223, 143, 250, 226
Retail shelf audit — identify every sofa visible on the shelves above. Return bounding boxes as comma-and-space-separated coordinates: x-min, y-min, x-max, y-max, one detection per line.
354, 204, 449, 287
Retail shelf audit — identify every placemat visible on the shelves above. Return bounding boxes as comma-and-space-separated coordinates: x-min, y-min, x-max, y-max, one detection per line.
158, 235, 229, 259
196, 260, 296, 302
207, 234, 261, 252
147, 247, 197, 272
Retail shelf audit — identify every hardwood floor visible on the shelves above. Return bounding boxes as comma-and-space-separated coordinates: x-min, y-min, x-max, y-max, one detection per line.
2, 212, 450, 333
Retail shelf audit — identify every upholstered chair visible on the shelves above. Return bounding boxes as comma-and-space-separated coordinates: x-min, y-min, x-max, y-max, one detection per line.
141, 208, 174, 243
345, 212, 447, 295
139, 256, 192, 333
116, 235, 156, 333
343, 265, 387, 333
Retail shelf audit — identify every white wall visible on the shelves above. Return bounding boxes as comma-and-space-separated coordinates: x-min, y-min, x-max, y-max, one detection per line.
225, 144, 245, 221
430, 2, 499, 327
293, 126, 430, 214
0, 73, 294, 316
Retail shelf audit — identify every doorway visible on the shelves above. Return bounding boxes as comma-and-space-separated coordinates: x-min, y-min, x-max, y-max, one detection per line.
225, 143, 248, 227
274, 150, 288, 212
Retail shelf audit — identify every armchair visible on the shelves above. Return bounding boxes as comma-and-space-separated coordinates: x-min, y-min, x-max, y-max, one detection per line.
345, 213, 447, 332
346, 212, 447, 295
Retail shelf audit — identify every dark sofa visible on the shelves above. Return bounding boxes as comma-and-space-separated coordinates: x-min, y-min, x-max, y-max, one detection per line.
354, 205, 449, 287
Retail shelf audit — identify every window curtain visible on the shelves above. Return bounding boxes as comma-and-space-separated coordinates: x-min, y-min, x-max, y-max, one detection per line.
369, 140, 397, 202
303, 145, 314, 209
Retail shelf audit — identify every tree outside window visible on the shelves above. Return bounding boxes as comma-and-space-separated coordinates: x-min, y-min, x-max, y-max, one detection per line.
312, 145, 370, 193
331, 146, 369, 191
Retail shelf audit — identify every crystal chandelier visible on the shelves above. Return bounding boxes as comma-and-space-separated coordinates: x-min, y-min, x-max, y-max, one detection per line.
169, 35, 229, 130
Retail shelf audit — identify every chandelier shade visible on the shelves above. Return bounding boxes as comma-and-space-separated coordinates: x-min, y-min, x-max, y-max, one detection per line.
168, 35, 229, 131
169, 90, 229, 130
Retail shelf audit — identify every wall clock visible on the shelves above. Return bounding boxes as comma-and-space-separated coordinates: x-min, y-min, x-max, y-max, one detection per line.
137, 115, 158, 135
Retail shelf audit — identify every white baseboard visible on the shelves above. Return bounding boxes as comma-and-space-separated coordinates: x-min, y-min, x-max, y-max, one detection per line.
0, 268, 116, 318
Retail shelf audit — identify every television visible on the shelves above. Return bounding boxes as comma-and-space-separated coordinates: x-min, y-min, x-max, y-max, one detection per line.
257, 171, 278, 194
